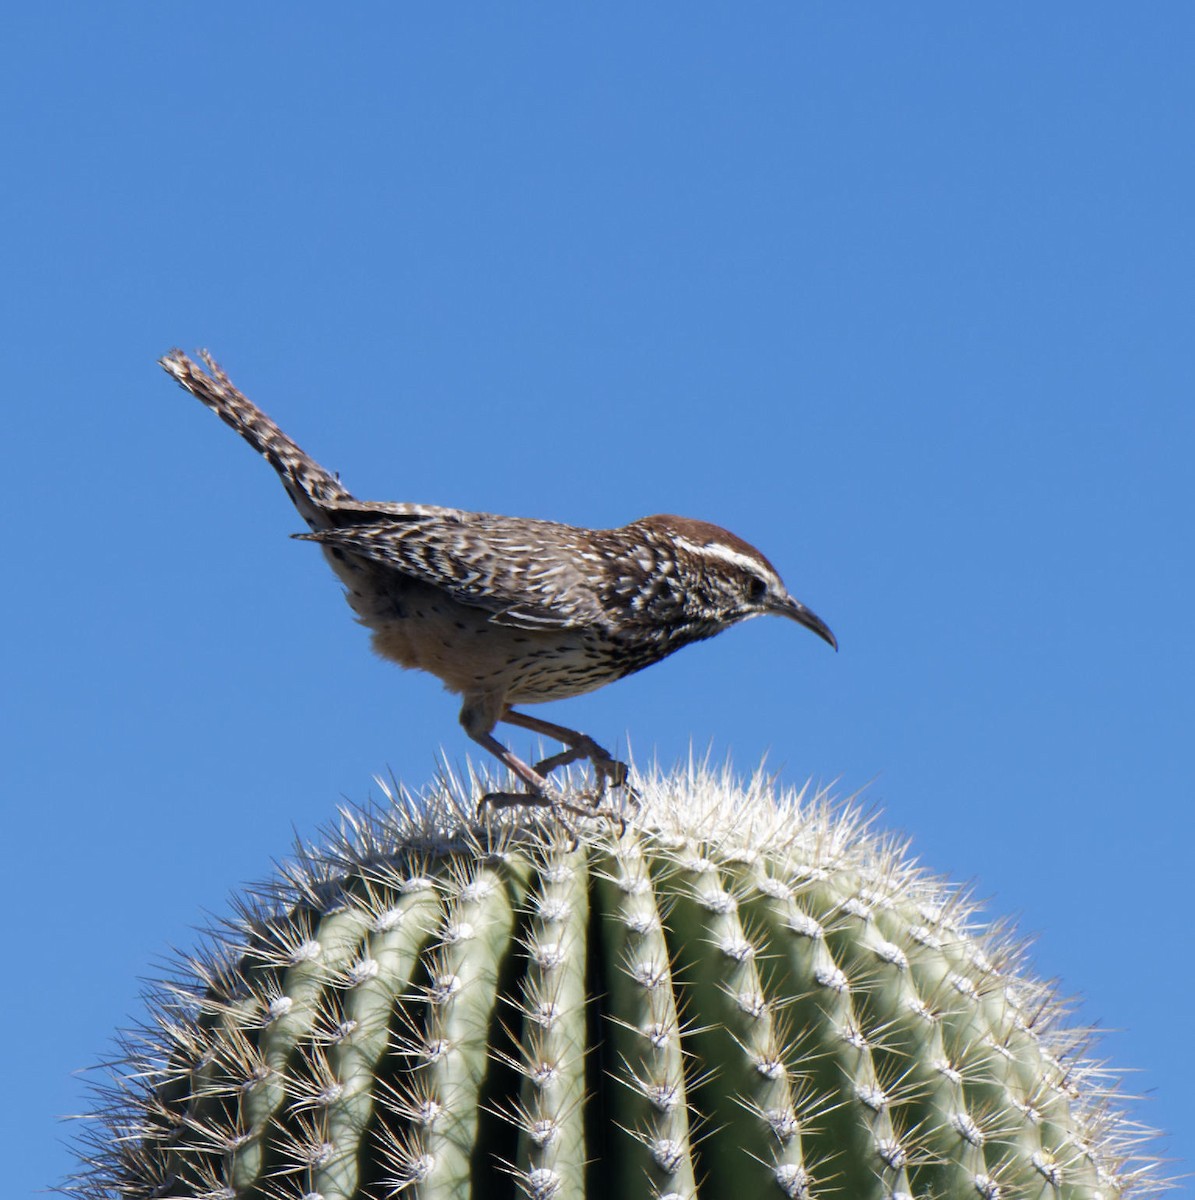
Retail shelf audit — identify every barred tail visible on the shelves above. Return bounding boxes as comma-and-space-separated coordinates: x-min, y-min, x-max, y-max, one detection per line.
160, 349, 353, 523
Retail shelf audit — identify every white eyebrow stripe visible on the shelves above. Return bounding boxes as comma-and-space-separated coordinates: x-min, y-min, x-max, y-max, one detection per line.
670, 535, 779, 583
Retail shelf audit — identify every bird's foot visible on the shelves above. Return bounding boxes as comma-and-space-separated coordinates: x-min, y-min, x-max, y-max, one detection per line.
477, 789, 554, 813
477, 787, 579, 844
477, 784, 627, 838
534, 736, 636, 802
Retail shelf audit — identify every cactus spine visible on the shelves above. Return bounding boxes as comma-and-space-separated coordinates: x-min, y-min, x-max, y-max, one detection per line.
70, 767, 1160, 1199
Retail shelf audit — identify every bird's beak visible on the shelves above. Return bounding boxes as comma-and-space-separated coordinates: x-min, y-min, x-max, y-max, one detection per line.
774, 595, 838, 650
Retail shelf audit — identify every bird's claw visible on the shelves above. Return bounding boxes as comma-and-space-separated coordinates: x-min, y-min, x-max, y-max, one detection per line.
533, 738, 635, 803
477, 783, 629, 840
477, 789, 552, 815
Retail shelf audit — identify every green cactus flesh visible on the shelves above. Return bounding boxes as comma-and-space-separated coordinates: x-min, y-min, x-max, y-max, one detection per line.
71, 768, 1160, 1199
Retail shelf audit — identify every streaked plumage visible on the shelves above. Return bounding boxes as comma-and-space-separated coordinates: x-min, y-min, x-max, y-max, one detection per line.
161, 350, 835, 815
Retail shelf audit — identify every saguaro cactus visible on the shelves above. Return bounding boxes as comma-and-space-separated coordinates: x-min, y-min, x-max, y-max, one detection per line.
71, 768, 1160, 1198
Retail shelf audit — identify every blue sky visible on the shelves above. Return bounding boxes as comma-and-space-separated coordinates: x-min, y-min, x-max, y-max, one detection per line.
4, 5, 1191, 1193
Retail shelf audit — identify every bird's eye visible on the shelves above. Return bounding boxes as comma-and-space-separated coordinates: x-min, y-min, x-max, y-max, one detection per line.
747, 576, 769, 603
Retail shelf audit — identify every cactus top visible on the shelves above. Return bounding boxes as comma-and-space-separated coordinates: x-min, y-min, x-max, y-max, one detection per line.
67, 766, 1163, 1200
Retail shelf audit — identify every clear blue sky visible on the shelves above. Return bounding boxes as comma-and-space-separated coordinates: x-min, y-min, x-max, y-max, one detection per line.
4, 6, 1191, 1194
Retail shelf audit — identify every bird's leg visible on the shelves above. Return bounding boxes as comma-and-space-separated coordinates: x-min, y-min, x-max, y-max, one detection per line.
461, 701, 609, 827
467, 727, 553, 808
501, 709, 637, 812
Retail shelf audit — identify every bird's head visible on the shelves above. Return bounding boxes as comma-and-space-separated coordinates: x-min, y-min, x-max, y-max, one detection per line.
636, 515, 837, 650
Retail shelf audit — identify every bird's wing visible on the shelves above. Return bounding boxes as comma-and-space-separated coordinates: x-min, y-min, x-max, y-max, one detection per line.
295, 514, 611, 631
319, 498, 475, 523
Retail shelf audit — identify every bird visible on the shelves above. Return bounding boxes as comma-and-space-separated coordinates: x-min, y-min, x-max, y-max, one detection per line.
160, 350, 836, 819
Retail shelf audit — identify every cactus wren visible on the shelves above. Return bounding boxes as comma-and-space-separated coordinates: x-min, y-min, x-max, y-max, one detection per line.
161, 350, 836, 817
